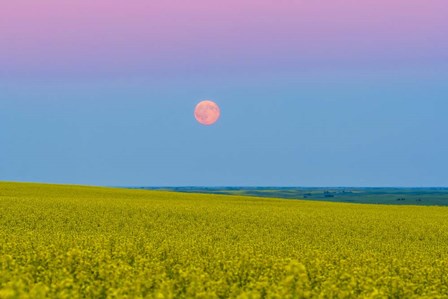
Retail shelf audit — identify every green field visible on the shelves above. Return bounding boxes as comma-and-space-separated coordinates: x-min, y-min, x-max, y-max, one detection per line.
143, 187, 448, 206
1, 182, 448, 298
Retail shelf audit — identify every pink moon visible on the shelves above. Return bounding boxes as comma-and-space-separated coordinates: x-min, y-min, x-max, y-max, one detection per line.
194, 100, 221, 126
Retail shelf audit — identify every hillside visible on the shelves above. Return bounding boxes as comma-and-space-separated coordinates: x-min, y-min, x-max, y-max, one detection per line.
1, 182, 448, 298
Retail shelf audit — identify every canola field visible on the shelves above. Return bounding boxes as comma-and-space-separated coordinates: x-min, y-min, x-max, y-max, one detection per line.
1, 182, 448, 298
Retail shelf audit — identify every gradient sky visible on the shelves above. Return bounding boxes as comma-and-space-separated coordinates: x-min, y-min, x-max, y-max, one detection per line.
1, 0, 447, 186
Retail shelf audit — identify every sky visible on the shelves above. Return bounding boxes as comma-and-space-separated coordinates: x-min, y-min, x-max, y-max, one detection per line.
1, 0, 447, 186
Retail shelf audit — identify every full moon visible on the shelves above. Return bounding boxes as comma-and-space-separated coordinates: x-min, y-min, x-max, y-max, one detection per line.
194, 100, 221, 126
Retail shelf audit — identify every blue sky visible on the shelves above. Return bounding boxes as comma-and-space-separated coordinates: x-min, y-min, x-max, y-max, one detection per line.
1, 69, 447, 186
1, 0, 447, 186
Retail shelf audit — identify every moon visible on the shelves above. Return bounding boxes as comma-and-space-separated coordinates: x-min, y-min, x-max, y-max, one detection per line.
194, 100, 221, 126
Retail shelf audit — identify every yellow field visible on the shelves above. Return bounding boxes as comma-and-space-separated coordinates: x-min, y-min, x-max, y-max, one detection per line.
1, 182, 448, 298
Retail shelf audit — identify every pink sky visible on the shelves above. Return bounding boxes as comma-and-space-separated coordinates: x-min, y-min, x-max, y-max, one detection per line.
1, 0, 447, 77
